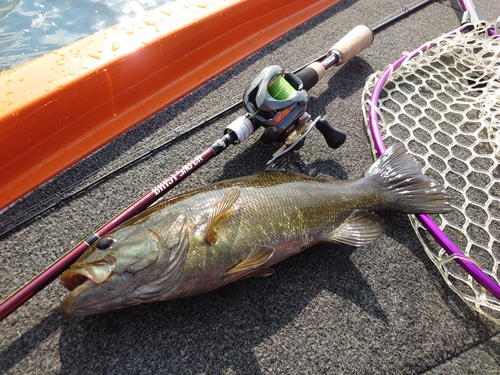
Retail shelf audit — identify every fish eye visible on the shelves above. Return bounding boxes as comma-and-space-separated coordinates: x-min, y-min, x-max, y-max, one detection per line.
96, 237, 116, 250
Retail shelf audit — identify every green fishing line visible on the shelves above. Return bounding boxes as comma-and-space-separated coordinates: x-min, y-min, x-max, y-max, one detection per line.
268, 76, 296, 100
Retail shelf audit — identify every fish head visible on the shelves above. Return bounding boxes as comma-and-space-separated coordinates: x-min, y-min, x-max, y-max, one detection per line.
60, 214, 189, 317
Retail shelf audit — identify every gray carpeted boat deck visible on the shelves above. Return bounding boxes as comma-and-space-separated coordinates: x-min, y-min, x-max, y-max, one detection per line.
2, 1, 500, 373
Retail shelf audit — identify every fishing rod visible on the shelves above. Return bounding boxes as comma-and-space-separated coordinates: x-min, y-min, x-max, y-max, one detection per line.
0, 0, 436, 238
0, 24, 376, 321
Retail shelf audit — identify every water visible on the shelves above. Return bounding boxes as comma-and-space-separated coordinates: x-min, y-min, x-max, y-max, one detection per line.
0, 0, 162, 71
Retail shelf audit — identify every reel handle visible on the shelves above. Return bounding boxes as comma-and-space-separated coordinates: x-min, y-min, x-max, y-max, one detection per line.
316, 118, 346, 149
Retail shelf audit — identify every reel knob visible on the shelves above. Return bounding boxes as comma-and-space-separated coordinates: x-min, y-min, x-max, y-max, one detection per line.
315, 118, 346, 149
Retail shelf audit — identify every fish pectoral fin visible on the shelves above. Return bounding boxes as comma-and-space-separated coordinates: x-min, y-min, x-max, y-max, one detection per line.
326, 210, 385, 247
205, 188, 241, 244
224, 245, 274, 276
232, 267, 275, 282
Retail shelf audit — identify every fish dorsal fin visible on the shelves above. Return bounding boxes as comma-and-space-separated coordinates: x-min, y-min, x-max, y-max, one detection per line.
205, 188, 240, 244
225, 245, 274, 276
326, 210, 385, 247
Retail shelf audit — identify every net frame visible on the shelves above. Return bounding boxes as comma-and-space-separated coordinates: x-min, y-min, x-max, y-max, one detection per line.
362, 21, 500, 323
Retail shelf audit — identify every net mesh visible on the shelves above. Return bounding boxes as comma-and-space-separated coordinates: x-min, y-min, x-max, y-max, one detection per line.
362, 21, 500, 323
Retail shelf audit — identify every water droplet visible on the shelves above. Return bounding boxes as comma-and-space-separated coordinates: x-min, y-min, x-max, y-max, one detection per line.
19, 77, 24, 82
111, 41, 120, 51
160, 9, 171, 16
126, 28, 134, 35
196, 1, 207, 8
8, 97, 14, 104
6, 90, 14, 95
89, 52, 101, 60
142, 17, 156, 27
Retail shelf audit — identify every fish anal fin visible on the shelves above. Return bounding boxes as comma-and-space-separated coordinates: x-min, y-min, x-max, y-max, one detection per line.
205, 188, 240, 244
326, 210, 384, 247
225, 245, 274, 276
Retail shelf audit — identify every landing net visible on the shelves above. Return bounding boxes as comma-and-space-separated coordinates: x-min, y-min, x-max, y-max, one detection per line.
362, 21, 500, 323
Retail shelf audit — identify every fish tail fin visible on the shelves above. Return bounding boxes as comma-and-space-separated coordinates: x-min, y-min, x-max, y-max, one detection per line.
365, 143, 453, 214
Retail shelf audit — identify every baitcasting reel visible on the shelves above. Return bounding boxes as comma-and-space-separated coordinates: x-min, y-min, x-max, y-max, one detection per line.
243, 65, 308, 144
225, 64, 347, 165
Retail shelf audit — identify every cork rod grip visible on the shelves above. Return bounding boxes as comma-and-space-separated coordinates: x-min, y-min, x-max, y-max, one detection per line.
329, 25, 374, 65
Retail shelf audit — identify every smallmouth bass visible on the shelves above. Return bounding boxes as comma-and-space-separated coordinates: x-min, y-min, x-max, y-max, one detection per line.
60, 143, 452, 317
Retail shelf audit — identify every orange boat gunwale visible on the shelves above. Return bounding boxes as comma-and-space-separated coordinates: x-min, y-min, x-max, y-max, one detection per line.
0, 0, 340, 211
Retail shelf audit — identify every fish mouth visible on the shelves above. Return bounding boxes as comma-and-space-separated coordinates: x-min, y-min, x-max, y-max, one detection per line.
60, 257, 116, 291
60, 258, 117, 317
60, 267, 95, 291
